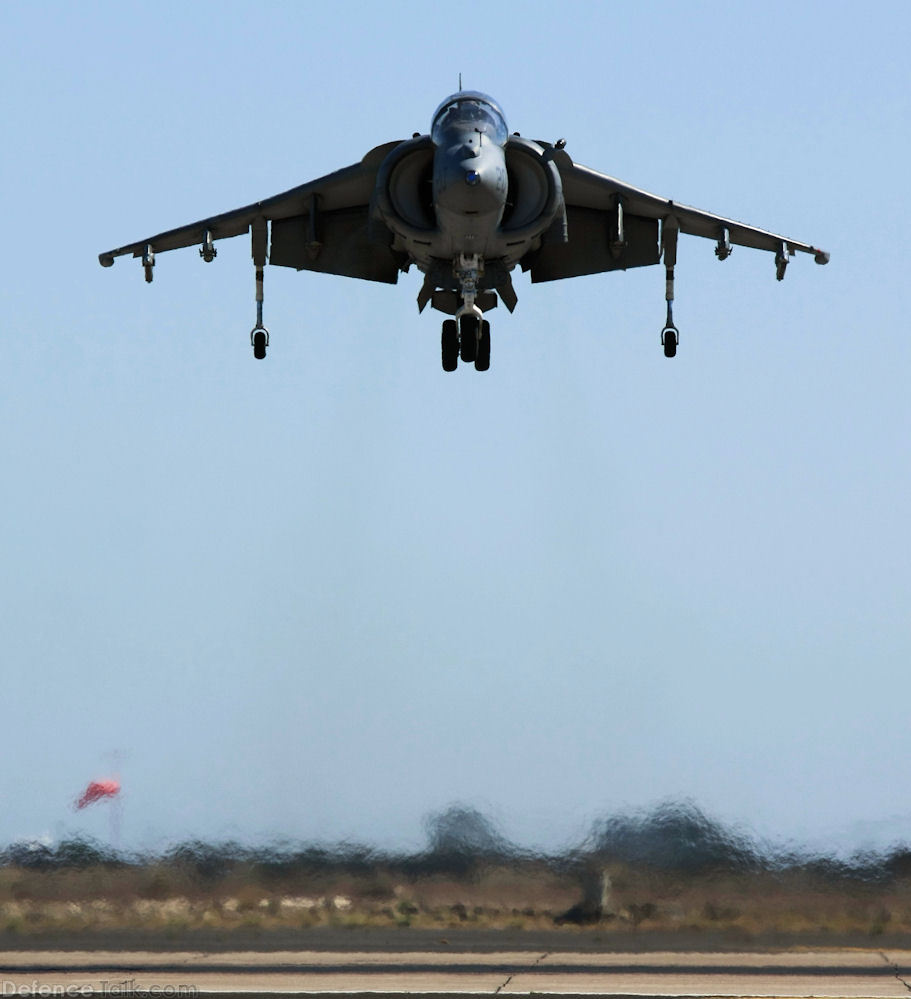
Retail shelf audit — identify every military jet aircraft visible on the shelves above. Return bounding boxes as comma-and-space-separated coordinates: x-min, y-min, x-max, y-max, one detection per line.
99, 91, 829, 368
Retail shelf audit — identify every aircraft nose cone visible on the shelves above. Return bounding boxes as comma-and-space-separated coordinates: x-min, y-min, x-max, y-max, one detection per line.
433, 143, 507, 220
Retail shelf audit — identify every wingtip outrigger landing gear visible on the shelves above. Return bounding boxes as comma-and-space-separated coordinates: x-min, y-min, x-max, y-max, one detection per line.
775, 241, 790, 282
250, 279, 269, 360
142, 244, 155, 284
251, 325, 269, 360
199, 229, 217, 263
250, 217, 269, 360
661, 306, 679, 359
660, 216, 679, 358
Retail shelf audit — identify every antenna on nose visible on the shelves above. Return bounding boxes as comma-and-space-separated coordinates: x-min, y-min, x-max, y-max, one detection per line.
459, 72, 462, 91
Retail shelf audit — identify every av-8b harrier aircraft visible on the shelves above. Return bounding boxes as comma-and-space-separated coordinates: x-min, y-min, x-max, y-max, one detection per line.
99, 91, 829, 369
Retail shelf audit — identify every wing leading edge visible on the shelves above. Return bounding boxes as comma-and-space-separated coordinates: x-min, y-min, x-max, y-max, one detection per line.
98, 141, 404, 284
528, 155, 829, 284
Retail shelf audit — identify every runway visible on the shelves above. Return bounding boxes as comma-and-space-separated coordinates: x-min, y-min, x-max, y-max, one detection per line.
2, 947, 911, 997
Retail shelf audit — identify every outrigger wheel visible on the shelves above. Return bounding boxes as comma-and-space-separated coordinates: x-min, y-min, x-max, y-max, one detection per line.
251, 326, 269, 360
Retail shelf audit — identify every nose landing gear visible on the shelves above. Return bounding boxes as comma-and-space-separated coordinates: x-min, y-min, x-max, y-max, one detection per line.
459, 315, 479, 363
440, 253, 492, 372
440, 316, 491, 373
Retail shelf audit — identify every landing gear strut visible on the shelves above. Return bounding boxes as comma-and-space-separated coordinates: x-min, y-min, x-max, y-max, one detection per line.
441, 253, 492, 372
661, 216, 679, 359
250, 217, 269, 360
454, 253, 483, 330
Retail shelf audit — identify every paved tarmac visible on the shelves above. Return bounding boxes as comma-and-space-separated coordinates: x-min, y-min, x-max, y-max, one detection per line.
2, 948, 911, 996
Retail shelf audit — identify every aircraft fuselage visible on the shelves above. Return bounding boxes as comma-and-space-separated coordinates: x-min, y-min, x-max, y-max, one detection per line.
431, 100, 509, 257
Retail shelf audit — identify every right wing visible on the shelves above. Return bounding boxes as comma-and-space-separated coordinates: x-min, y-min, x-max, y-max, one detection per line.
527, 149, 830, 283
98, 141, 405, 284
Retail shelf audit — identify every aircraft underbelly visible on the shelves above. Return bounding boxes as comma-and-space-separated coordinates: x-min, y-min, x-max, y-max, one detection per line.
433, 208, 502, 258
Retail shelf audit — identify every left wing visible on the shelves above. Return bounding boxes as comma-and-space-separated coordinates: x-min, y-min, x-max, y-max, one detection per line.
527, 150, 830, 283
98, 141, 404, 284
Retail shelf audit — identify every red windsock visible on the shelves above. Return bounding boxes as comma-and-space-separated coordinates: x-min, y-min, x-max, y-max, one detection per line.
75, 778, 120, 810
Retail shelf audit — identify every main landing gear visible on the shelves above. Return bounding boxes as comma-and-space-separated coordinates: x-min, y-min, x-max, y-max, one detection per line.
441, 253, 492, 372
441, 315, 490, 372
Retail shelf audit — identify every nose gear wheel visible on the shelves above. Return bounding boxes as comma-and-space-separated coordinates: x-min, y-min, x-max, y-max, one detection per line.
459, 315, 479, 363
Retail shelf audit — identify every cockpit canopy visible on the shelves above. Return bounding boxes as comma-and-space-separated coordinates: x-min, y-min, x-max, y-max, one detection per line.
431, 91, 508, 147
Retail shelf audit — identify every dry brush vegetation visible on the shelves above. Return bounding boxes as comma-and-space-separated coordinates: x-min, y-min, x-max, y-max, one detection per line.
3, 803, 910, 941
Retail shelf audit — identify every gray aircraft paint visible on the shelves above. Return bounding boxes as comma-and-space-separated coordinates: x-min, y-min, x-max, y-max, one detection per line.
99, 91, 829, 366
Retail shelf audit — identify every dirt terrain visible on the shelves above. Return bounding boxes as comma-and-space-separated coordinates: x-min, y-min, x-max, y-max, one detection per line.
2, 857, 909, 945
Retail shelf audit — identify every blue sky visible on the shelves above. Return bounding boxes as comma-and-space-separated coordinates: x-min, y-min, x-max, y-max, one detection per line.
1, 0, 909, 856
